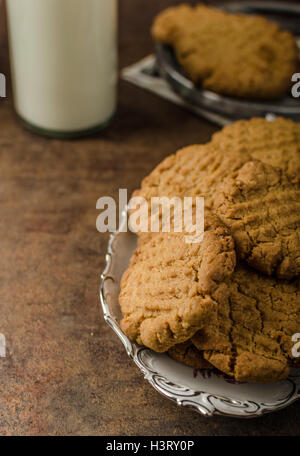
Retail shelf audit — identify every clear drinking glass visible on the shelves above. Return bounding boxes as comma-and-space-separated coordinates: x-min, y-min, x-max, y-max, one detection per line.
6, 0, 118, 138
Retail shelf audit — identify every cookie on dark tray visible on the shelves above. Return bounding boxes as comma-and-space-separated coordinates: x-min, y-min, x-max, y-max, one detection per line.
152, 4, 299, 99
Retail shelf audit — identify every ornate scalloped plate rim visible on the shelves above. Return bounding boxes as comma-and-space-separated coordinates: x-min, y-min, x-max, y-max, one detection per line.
100, 212, 300, 418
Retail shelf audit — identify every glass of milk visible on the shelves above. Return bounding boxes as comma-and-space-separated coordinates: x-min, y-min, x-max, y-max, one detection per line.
6, 0, 117, 138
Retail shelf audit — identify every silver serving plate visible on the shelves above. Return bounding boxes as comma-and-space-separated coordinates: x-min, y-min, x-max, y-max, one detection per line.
100, 210, 300, 418
156, 1, 300, 121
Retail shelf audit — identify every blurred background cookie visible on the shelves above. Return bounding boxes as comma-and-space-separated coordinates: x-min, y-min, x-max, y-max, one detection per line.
152, 4, 299, 100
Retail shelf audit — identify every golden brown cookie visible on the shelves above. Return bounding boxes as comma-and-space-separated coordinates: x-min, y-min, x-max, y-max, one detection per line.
168, 341, 212, 369
192, 265, 300, 383
133, 142, 250, 218
119, 214, 236, 352
211, 117, 300, 178
152, 4, 299, 99
213, 160, 300, 279
133, 119, 300, 238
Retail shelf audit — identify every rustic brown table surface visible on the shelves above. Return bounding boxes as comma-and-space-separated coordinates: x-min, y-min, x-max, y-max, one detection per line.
0, 0, 299, 436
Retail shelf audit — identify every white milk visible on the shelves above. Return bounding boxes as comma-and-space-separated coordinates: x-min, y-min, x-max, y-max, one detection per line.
6, 0, 117, 135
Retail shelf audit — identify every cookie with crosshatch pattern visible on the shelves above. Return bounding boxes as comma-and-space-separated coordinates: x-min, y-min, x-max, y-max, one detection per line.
192, 265, 300, 383
211, 117, 300, 178
213, 160, 300, 279
133, 118, 300, 239
119, 213, 236, 352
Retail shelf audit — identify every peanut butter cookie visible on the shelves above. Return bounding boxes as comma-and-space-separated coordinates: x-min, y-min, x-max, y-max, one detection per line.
214, 160, 300, 279
168, 341, 212, 369
192, 265, 300, 383
119, 214, 236, 352
152, 4, 299, 99
133, 119, 300, 237
133, 143, 250, 218
211, 117, 300, 178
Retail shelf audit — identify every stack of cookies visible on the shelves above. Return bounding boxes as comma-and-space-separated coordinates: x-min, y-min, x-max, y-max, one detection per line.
119, 117, 300, 383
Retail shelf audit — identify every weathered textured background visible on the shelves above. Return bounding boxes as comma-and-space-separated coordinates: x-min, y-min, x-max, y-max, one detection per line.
0, 0, 299, 435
